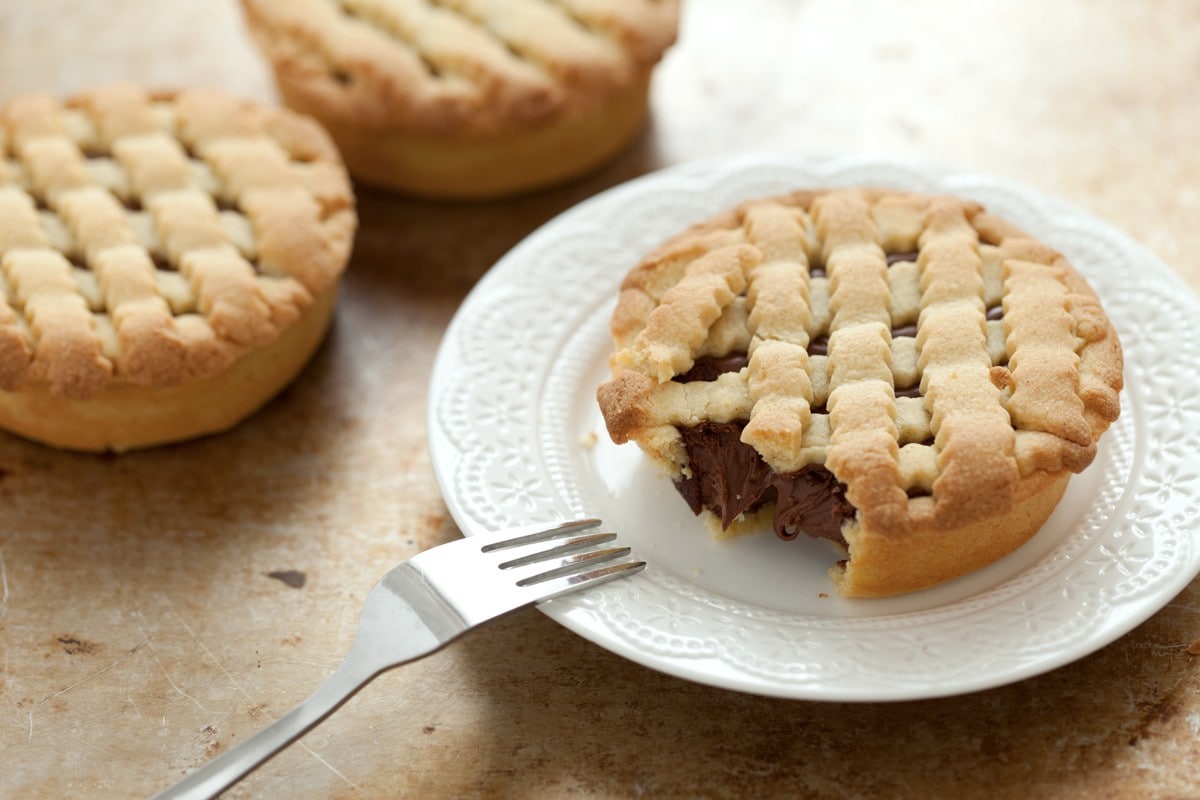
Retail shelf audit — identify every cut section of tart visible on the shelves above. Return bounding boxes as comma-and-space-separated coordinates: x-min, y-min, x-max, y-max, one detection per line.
597, 188, 1123, 597
0, 84, 356, 452
239, 0, 680, 199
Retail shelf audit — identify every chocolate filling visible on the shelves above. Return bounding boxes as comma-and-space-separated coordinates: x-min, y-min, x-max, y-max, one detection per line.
674, 422, 855, 546
886, 251, 919, 266
674, 353, 750, 383
682, 348, 921, 399
669, 334, 938, 543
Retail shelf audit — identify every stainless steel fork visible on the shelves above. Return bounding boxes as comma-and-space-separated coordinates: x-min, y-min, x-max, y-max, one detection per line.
152, 519, 643, 800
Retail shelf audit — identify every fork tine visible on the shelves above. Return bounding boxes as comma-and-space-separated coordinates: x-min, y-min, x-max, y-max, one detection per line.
521, 559, 646, 601
478, 518, 602, 552
514, 545, 633, 586
497, 532, 618, 569
403, 518, 642, 627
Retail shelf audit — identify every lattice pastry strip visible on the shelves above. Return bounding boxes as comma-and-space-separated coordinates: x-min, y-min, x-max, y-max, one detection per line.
741, 201, 816, 471
598, 188, 1124, 597
3, 248, 110, 395
1004, 260, 1089, 443
245, 0, 674, 132
0, 84, 354, 402
614, 244, 753, 383
19, 137, 96, 204
92, 244, 188, 385
114, 134, 200, 199
816, 191, 906, 532
74, 83, 164, 144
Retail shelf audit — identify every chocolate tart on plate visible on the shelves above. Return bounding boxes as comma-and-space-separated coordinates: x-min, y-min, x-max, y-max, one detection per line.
598, 188, 1123, 597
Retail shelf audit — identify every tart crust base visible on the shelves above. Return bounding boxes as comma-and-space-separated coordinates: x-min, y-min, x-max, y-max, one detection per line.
690, 469, 1070, 598
833, 470, 1071, 597
275, 73, 652, 199
0, 288, 337, 453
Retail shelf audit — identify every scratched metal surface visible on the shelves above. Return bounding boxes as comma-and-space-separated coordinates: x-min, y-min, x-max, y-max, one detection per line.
1, 1, 1199, 798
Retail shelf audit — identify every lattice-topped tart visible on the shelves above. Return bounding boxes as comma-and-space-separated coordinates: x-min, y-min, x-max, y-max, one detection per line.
597, 188, 1123, 597
239, 0, 680, 198
0, 84, 356, 452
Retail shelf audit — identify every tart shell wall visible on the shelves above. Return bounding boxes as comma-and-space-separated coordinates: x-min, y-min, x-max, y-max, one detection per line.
239, 0, 680, 198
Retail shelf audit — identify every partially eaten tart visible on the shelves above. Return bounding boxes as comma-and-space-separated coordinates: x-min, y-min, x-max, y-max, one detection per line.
597, 188, 1123, 597
0, 84, 356, 452
240, 0, 680, 199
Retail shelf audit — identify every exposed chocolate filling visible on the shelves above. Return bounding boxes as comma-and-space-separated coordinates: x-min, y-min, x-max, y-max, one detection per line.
986, 304, 1004, 321
680, 349, 921, 399
673, 353, 750, 383
673, 422, 855, 545
886, 251, 919, 266
812, 321, 916, 358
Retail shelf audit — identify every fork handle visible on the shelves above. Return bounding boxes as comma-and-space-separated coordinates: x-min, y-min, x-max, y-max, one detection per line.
151, 657, 378, 800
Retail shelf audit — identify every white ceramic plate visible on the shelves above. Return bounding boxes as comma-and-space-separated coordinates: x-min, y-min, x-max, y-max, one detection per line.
427, 153, 1200, 701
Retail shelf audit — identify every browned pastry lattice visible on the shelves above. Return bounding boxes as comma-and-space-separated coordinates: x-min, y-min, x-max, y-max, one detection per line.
239, 0, 680, 198
598, 188, 1123, 597
241, 0, 680, 134
0, 83, 354, 401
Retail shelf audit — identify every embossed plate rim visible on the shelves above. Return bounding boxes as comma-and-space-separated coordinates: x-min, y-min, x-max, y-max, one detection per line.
427, 152, 1200, 700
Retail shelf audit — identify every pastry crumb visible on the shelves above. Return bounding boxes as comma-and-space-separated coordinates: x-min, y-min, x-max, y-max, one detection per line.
818, 592, 829, 599
1186, 639, 1200, 655
579, 431, 599, 449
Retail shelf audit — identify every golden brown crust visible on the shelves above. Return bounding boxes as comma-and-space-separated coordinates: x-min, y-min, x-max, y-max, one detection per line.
239, 0, 679, 197
0, 84, 355, 404
833, 470, 1072, 597
597, 188, 1124, 597
240, 0, 679, 135
0, 84, 356, 450
0, 286, 338, 453
278, 71, 652, 198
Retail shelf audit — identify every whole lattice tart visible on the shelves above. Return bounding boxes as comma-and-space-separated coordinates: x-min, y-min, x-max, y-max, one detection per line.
240, 0, 680, 198
597, 188, 1123, 597
0, 84, 356, 452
